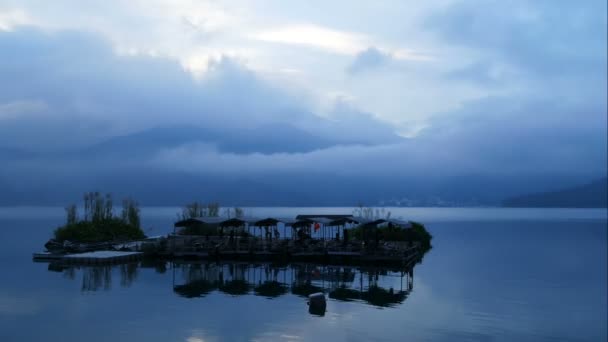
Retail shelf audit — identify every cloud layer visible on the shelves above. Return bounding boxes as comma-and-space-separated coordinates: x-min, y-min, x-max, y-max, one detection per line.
0, 1, 606, 205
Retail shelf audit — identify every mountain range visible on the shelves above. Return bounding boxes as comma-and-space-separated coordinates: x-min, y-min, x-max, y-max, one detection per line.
503, 177, 607, 208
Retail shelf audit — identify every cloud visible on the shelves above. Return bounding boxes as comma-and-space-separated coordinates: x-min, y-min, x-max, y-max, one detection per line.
347, 47, 391, 74
0, 8, 30, 31
0, 27, 402, 152
418, 96, 608, 175
0, 1, 606, 205
443, 60, 517, 86
348, 46, 434, 74
253, 24, 366, 55
426, 0, 607, 78
0, 100, 47, 120
154, 95, 606, 180
142, 90, 606, 205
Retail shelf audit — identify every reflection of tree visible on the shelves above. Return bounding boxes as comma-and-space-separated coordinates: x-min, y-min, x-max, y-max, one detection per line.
81, 266, 112, 292
119, 263, 138, 287
54, 263, 139, 292
139, 259, 168, 274
329, 286, 361, 301
48, 263, 66, 273
62, 266, 76, 280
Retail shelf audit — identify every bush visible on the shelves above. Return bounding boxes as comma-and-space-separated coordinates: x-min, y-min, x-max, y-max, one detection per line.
54, 218, 145, 243
53, 192, 145, 243
410, 221, 432, 250
348, 221, 432, 250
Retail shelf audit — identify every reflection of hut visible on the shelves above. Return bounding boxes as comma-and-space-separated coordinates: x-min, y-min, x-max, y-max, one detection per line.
329, 286, 361, 301
169, 260, 416, 305
291, 283, 324, 297
254, 281, 288, 298
174, 279, 216, 298
219, 279, 250, 296
53, 260, 417, 309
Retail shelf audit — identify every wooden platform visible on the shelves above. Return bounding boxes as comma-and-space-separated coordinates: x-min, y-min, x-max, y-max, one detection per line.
33, 251, 143, 264
32, 252, 63, 261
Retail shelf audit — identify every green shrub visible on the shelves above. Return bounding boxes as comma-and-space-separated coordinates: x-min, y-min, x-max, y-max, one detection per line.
54, 192, 145, 243
54, 218, 145, 243
410, 221, 432, 250
348, 221, 432, 250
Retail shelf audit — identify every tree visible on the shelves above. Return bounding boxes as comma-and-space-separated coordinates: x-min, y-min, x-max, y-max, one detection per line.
122, 198, 140, 229
65, 204, 78, 225
178, 201, 221, 220
54, 192, 145, 243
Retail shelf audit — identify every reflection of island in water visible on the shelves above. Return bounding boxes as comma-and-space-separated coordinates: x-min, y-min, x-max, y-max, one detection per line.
46, 261, 415, 308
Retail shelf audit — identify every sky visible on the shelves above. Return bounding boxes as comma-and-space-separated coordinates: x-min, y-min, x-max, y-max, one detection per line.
0, 0, 606, 205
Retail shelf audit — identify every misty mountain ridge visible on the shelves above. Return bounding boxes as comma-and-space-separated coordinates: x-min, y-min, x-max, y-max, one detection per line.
0, 122, 604, 207
71, 123, 404, 157
503, 177, 608, 208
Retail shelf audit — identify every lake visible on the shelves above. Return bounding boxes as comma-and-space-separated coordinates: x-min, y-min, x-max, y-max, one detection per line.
0, 207, 606, 341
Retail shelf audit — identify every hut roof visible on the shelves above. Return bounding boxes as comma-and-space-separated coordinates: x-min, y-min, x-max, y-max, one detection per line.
174, 216, 261, 227
174, 217, 225, 227
357, 218, 413, 228
253, 217, 298, 226
174, 215, 412, 228
296, 214, 354, 220
328, 217, 366, 226
307, 217, 334, 225
387, 219, 412, 228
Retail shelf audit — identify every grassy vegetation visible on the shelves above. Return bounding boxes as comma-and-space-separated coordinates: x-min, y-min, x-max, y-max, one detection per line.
53, 192, 145, 243
350, 220, 432, 250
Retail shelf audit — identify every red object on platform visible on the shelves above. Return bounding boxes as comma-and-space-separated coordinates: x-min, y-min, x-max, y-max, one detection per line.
314, 222, 320, 231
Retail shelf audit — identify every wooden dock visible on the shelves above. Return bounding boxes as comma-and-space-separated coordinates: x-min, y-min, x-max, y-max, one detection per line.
33, 251, 143, 264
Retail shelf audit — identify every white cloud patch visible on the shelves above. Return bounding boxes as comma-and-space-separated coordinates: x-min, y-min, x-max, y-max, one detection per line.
0, 8, 30, 31
0, 100, 47, 120
252, 24, 367, 55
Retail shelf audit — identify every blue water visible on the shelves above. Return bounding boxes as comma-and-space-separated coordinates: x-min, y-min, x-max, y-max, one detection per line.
0, 207, 606, 341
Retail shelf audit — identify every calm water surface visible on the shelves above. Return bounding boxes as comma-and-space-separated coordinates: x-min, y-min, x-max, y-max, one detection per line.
0, 207, 606, 341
